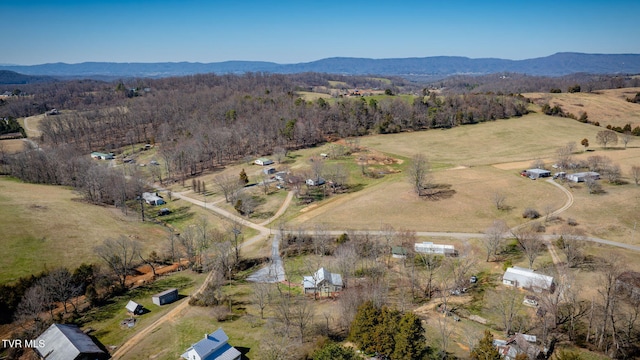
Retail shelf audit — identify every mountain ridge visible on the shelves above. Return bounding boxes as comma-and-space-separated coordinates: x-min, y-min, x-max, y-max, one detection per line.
1, 52, 639, 80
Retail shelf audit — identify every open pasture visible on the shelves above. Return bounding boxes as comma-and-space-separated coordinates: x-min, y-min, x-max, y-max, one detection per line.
0, 139, 25, 153
524, 87, 640, 129
290, 113, 640, 243
358, 113, 604, 167
0, 177, 168, 284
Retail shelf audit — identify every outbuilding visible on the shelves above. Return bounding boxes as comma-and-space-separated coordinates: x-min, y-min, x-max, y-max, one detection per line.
414, 242, 457, 256
254, 158, 274, 166
34, 324, 108, 360
152, 288, 178, 306
90, 152, 114, 160
566, 171, 600, 183
306, 177, 326, 186
524, 169, 551, 179
503, 266, 554, 292
126, 300, 144, 315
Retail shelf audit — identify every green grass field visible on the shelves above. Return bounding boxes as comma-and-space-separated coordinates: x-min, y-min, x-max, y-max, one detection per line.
0, 177, 168, 284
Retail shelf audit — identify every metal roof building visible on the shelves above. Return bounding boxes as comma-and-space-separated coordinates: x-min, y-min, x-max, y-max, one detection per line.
503, 266, 554, 292
181, 328, 241, 360
34, 323, 108, 360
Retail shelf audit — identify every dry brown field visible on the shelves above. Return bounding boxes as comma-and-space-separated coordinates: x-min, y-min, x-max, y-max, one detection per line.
0, 139, 25, 153
524, 87, 640, 129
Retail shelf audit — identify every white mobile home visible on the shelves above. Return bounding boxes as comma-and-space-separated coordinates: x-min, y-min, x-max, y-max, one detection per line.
566, 172, 600, 183
503, 266, 554, 292
414, 242, 457, 256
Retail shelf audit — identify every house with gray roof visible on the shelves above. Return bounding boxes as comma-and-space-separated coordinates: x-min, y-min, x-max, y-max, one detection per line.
503, 266, 554, 292
34, 323, 108, 360
303, 267, 344, 294
181, 328, 241, 360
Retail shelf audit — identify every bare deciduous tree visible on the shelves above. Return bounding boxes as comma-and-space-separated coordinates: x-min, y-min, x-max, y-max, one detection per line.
512, 226, 544, 269
631, 165, 640, 186
596, 130, 618, 149
483, 220, 508, 261
492, 191, 507, 211
251, 282, 272, 319
214, 173, 242, 203
407, 153, 431, 196
95, 235, 141, 288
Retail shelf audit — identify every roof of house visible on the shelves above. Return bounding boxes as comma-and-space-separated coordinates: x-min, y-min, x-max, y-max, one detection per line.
414, 242, 456, 253
303, 267, 343, 289
181, 328, 241, 360
503, 266, 554, 290
35, 324, 106, 360
568, 171, 600, 178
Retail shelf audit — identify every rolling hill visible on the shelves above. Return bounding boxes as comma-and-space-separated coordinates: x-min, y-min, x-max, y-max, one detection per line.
1, 52, 639, 80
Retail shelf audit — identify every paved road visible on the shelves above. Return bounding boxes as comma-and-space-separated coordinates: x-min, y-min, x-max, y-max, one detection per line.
246, 233, 286, 283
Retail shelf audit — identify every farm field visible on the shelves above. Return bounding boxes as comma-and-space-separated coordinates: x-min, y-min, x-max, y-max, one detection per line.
524, 87, 640, 129
0, 177, 169, 284
288, 112, 640, 245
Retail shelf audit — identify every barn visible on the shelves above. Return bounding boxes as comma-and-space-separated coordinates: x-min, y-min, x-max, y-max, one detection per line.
34, 324, 108, 360
566, 171, 600, 183
152, 288, 178, 306
524, 169, 551, 179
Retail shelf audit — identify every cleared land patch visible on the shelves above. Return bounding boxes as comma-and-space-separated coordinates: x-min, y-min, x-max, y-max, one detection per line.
0, 177, 167, 284
524, 87, 640, 128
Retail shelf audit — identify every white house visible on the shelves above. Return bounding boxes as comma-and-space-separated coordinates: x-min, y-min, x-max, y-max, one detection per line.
254, 158, 274, 166
181, 328, 241, 360
142, 192, 166, 206
414, 242, 457, 256
566, 171, 600, 183
306, 177, 326, 186
303, 267, 344, 294
502, 266, 554, 292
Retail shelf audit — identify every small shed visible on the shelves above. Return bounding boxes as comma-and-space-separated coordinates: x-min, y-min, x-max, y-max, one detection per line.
566, 171, 600, 183
152, 288, 178, 306
126, 300, 144, 315
524, 169, 551, 179
255, 158, 274, 166
263, 167, 276, 175
391, 246, 408, 259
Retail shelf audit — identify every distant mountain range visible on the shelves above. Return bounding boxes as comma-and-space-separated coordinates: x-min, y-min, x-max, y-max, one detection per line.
1, 53, 639, 81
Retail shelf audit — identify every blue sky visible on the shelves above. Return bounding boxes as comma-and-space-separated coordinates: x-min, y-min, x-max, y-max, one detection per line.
3, 0, 639, 65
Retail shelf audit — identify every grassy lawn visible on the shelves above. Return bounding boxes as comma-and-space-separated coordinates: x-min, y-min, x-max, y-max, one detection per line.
79, 272, 206, 353
0, 177, 168, 284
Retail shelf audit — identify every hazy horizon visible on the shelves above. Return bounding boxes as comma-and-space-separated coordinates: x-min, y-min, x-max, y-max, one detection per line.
3, 0, 639, 66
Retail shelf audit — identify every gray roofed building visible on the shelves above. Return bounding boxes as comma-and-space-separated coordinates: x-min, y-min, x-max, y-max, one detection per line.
503, 266, 554, 292
34, 323, 108, 360
181, 328, 241, 360
303, 267, 344, 294
126, 300, 144, 315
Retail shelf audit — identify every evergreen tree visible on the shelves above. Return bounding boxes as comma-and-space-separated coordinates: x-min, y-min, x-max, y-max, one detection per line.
239, 169, 249, 185
470, 330, 501, 360
313, 343, 360, 360
393, 312, 428, 360
373, 306, 399, 356
349, 301, 381, 354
